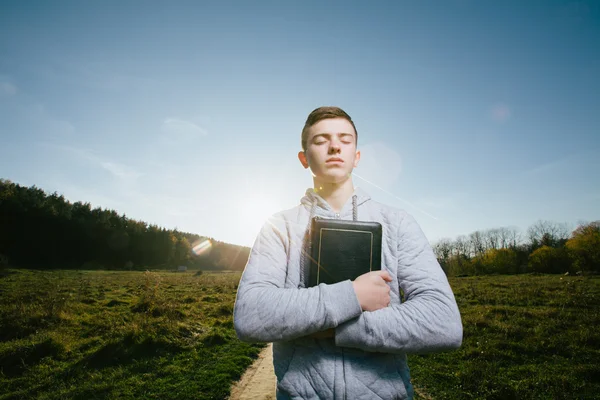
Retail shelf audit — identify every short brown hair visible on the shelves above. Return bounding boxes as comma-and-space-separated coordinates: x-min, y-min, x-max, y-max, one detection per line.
301, 106, 358, 151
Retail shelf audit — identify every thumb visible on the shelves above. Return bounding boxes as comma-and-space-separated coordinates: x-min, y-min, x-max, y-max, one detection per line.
376, 270, 393, 282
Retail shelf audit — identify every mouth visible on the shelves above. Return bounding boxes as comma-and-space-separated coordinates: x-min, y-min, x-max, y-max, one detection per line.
326, 158, 344, 163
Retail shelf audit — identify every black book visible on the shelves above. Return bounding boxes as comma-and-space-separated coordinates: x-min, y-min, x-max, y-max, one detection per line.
307, 217, 382, 287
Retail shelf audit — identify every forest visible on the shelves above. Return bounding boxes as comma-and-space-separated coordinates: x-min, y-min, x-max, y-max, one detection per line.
0, 179, 250, 271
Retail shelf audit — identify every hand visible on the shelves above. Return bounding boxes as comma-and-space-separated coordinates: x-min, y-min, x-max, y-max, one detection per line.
352, 270, 392, 312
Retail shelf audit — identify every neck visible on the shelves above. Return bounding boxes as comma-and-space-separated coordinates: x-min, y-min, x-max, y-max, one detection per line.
313, 178, 355, 213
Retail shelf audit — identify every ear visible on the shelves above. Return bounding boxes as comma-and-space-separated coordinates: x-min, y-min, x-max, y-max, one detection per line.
353, 150, 361, 168
298, 151, 309, 169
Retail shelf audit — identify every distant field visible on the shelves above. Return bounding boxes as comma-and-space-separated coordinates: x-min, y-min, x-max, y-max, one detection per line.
0, 270, 598, 399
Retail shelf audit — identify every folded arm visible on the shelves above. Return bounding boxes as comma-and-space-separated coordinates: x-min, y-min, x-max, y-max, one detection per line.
233, 215, 363, 343
334, 212, 463, 354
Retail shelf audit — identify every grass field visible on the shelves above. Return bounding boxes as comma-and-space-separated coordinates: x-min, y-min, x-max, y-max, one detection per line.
1, 270, 598, 399
409, 274, 600, 399
0, 269, 264, 400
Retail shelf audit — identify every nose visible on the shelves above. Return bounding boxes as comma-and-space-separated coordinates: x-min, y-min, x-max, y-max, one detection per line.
328, 141, 341, 154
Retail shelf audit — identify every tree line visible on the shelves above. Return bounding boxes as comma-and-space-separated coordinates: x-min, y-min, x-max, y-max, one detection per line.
0, 179, 250, 271
432, 220, 599, 276
1, 178, 597, 275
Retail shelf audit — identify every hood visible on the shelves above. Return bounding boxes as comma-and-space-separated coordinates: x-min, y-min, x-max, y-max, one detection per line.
300, 186, 371, 220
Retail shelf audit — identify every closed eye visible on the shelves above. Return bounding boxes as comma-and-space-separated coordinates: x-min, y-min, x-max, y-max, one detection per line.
312, 133, 354, 145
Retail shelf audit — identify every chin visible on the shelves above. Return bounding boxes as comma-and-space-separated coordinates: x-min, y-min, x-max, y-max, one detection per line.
321, 173, 351, 184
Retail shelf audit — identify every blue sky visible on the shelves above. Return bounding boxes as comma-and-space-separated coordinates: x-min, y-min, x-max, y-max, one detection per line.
1, 0, 598, 247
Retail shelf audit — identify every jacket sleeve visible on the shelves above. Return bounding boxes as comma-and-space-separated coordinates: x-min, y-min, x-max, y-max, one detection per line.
334, 212, 463, 354
233, 215, 363, 343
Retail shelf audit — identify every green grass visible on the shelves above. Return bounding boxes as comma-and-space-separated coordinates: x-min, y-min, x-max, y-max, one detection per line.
1, 270, 598, 399
409, 274, 600, 400
0, 269, 263, 400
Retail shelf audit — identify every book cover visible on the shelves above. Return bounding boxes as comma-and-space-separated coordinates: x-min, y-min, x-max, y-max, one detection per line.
308, 217, 382, 287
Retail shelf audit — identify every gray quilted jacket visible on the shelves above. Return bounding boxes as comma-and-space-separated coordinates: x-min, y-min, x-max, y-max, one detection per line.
233, 187, 463, 399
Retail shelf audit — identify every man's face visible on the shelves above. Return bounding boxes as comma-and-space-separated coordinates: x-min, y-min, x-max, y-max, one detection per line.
298, 118, 360, 184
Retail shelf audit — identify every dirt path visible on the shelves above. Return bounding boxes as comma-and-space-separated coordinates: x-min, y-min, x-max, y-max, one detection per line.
229, 343, 276, 400
228, 343, 431, 400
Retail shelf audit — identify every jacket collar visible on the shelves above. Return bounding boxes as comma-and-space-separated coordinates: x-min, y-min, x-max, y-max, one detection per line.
300, 186, 371, 217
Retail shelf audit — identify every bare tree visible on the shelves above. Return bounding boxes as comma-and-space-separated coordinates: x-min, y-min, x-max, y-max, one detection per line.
527, 220, 571, 247
484, 228, 501, 250
432, 238, 454, 273
505, 226, 522, 248
469, 230, 486, 257
432, 238, 453, 262
495, 226, 522, 249
454, 235, 472, 258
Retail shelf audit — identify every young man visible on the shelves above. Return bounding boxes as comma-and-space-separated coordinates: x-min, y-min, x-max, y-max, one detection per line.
233, 106, 463, 399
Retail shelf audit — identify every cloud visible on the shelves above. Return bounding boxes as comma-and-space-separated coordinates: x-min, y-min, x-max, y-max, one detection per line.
36, 142, 143, 182
39, 143, 101, 164
0, 81, 17, 96
489, 103, 511, 122
161, 118, 208, 139
523, 153, 581, 176
524, 159, 563, 176
523, 148, 599, 177
100, 161, 143, 180
420, 192, 468, 210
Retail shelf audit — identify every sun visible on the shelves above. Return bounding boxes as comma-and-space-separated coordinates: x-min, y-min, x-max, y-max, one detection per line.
238, 193, 284, 245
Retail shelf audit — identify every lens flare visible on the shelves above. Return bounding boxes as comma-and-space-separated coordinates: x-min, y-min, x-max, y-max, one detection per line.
191, 239, 212, 256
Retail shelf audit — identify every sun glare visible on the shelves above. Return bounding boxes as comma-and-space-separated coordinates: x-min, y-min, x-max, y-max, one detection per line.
238, 193, 283, 244
191, 239, 212, 256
